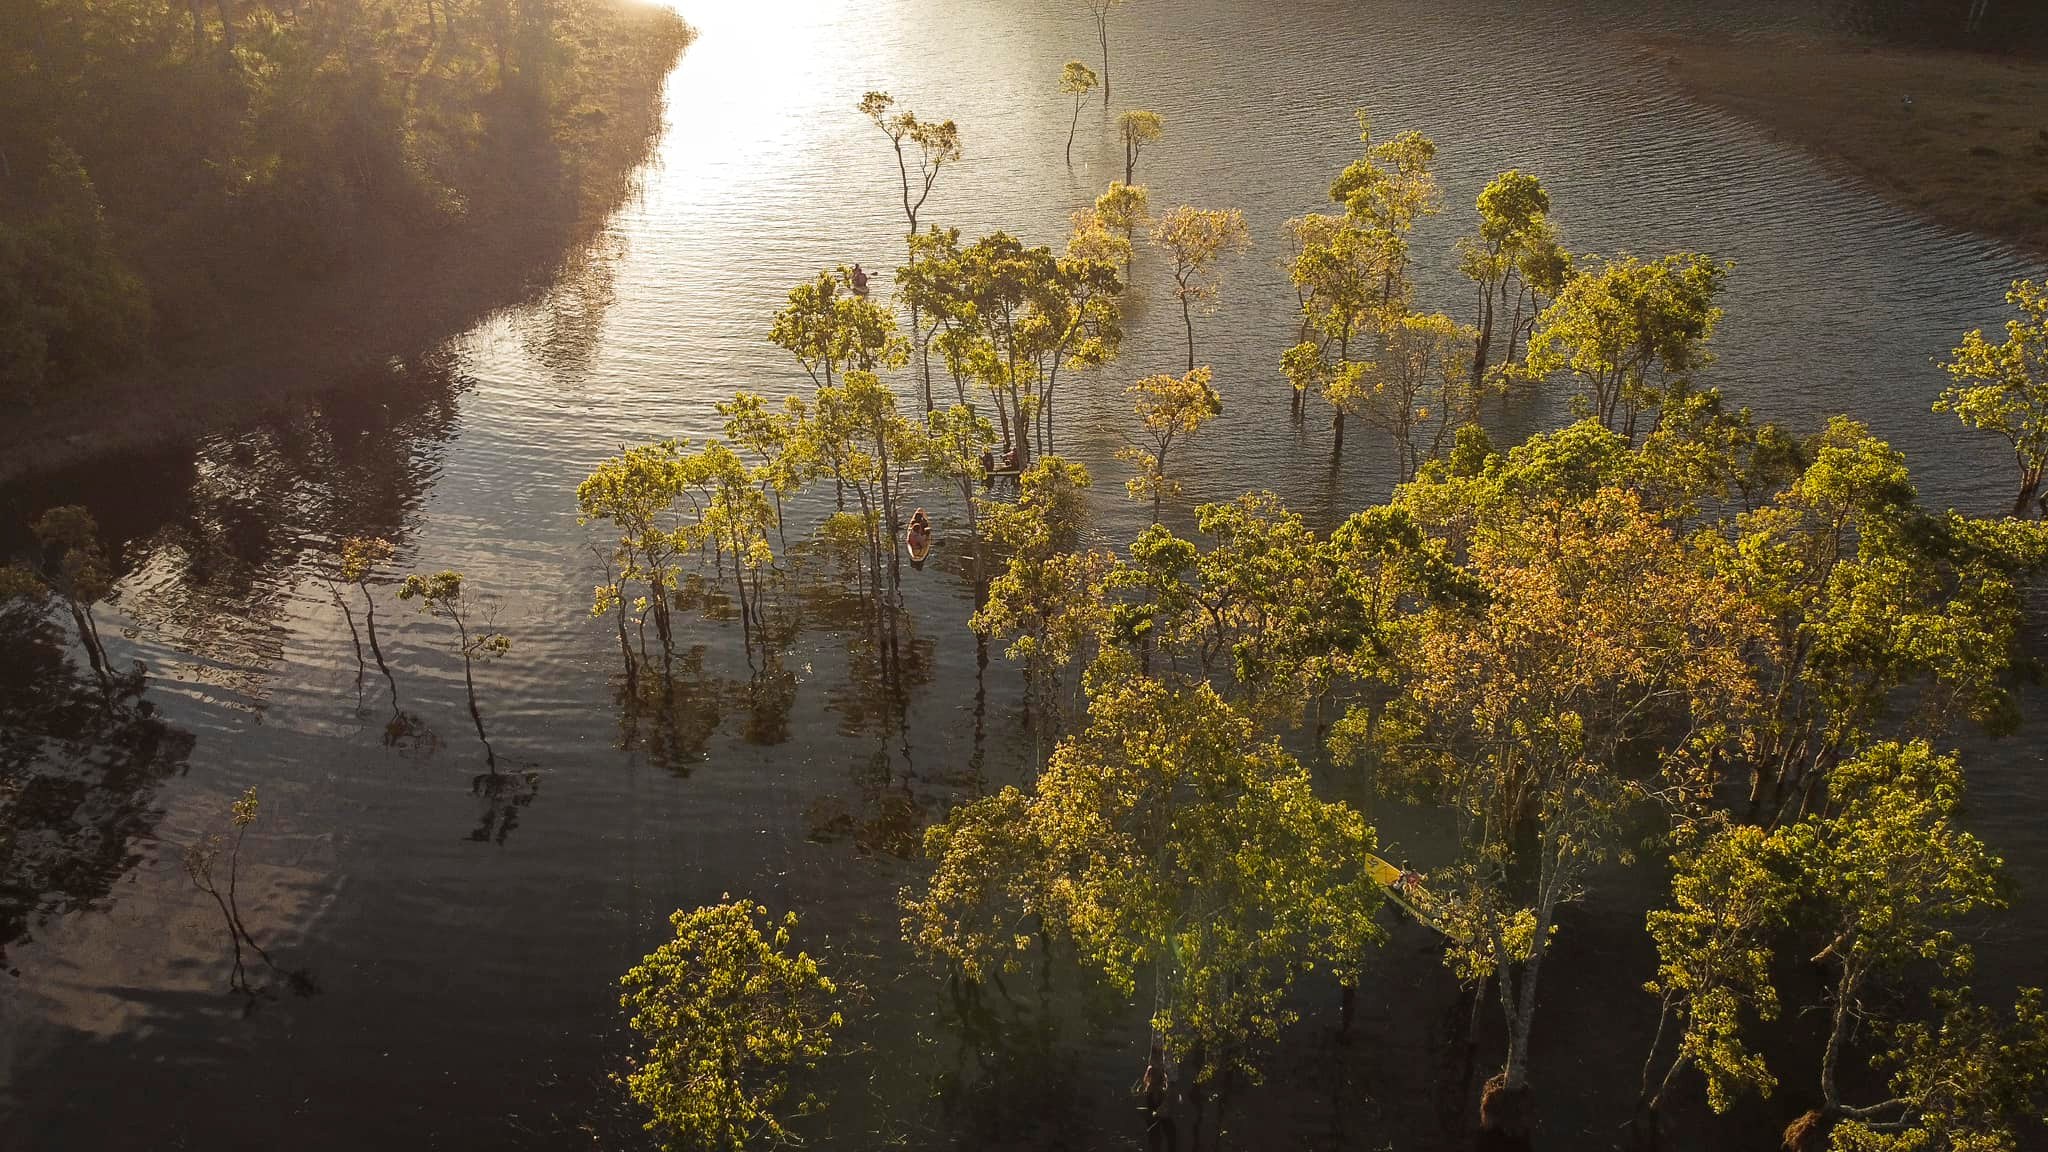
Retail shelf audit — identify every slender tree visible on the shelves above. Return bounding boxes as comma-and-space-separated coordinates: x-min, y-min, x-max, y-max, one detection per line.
399, 570, 510, 772
1117, 109, 1163, 186
26, 506, 114, 690
1120, 367, 1223, 522
1095, 181, 1150, 277
858, 91, 963, 409
1059, 60, 1098, 166
1151, 205, 1251, 373
1083, 0, 1124, 108
1521, 252, 1729, 440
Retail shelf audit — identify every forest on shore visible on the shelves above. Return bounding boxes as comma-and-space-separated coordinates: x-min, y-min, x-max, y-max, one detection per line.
0, 0, 692, 469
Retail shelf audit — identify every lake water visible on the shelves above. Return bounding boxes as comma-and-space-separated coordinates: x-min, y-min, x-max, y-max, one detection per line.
3, 1, 2045, 1148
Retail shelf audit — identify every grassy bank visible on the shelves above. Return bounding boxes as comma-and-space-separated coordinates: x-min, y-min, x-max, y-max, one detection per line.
0, 0, 692, 480
1645, 33, 2048, 259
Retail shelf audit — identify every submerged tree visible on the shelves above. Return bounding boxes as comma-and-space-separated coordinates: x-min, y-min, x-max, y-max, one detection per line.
1522, 252, 1729, 440
578, 443, 695, 665
1777, 741, 2011, 1146
1083, 0, 1124, 108
1117, 109, 1163, 186
338, 535, 401, 712
1096, 181, 1151, 276
1059, 60, 1099, 165
1721, 417, 2048, 820
1120, 366, 1223, 522
619, 900, 843, 1152
908, 676, 1382, 1147
1151, 205, 1251, 373
1282, 212, 1407, 450
1329, 309, 1477, 481
399, 571, 510, 772
23, 505, 115, 689
183, 786, 284, 995
1936, 277, 2048, 518
859, 90, 963, 407
1456, 169, 1568, 394
1343, 457, 1759, 1140
1637, 819, 1796, 1129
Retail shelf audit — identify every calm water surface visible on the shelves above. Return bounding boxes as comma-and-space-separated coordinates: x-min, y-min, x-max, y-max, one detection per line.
4, 1, 2045, 1148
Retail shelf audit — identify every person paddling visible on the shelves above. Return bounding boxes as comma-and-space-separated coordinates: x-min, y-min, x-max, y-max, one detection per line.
906, 508, 932, 559
850, 264, 870, 295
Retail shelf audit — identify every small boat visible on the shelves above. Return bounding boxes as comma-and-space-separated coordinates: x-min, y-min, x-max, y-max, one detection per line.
1363, 853, 1469, 943
905, 526, 931, 563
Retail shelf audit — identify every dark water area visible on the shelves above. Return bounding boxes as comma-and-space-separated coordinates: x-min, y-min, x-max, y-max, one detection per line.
3, 0, 2046, 1148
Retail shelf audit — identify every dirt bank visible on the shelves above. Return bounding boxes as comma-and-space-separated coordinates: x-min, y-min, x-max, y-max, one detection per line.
1644, 33, 2048, 260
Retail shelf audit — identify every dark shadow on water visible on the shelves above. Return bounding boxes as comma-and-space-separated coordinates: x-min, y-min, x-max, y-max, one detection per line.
469, 770, 541, 846
0, 603, 195, 961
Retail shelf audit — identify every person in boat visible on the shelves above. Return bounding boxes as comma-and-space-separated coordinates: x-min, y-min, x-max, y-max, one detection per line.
850, 264, 869, 294
1003, 442, 1024, 472
906, 508, 932, 554
979, 446, 995, 487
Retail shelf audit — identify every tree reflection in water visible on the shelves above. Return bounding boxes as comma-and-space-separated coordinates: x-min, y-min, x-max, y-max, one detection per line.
0, 599, 194, 960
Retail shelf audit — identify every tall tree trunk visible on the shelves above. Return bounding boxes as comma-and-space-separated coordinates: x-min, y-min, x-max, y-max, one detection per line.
1067, 97, 1082, 166
1181, 297, 1196, 374
1098, 15, 1111, 107
2014, 464, 2042, 518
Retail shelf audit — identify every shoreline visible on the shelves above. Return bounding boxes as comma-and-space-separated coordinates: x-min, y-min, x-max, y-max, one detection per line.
0, 3, 692, 486
1640, 32, 2048, 262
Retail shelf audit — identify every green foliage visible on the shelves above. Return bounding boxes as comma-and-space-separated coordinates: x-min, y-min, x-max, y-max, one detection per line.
0, 142, 149, 399
2, 0, 691, 399
29, 504, 115, 605
907, 677, 1382, 1081
619, 900, 842, 1152
1724, 417, 2048, 816
1830, 987, 2048, 1152
1522, 252, 1730, 438
1937, 278, 2048, 517
1119, 366, 1223, 519
1643, 820, 1797, 1112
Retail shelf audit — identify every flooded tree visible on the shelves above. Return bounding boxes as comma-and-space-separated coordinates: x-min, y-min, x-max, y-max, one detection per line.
922, 404, 999, 590
1341, 451, 1760, 1144
686, 441, 779, 641
338, 536, 401, 712
909, 676, 1383, 1150
399, 570, 510, 772
1521, 252, 1729, 440
23, 506, 115, 690
1117, 109, 1163, 185
1773, 741, 2017, 1149
183, 786, 291, 995
1083, 0, 1124, 108
1058, 60, 1098, 165
1456, 170, 1567, 394
1283, 212, 1407, 452
1150, 205, 1251, 373
1095, 181, 1151, 276
1331, 309, 1477, 481
858, 91, 963, 408
619, 900, 842, 1152
1636, 819, 1796, 1136
1120, 366, 1223, 522
0, 588, 194, 959
1936, 277, 2048, 518
1721, 417, 2048, 820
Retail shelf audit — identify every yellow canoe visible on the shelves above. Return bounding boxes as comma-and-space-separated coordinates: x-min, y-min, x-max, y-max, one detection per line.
1364, 853, 1469, 944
